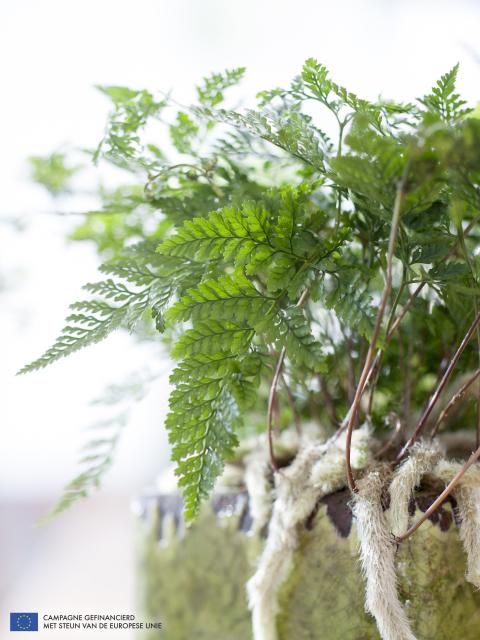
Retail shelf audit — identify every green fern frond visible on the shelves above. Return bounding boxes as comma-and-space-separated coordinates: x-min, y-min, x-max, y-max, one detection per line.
19, 275, 172, 374
170, 111, 199, 154
25, 60, 480, 526
420, 64, 472, 122
159, 201, 303, 269
100, 260, 159, 287
214, 108, 328, 169
159, 188, 326, 294
167, 362, 241, 519
257, 306, 326, 371
172, 320, 254, 358
18, 303, 127, 374
324, 273, 375, 339
166, 273, 276, 323
197, 67, 246, 107
167, 344, 262, 520
94, 85, 165, 165
171, 352, 239, 381
39, 413, 126, 523
39, 371, 155, 522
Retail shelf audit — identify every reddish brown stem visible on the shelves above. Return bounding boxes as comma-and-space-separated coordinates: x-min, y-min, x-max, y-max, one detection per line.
343, 213, 480, 478
345, 180, 407, 491
403, 330, 413, 424
430, 369, 480, 439
397, 310, 480, 461
396, 444, 480, 543
345, 188, 480, 466
384, 282, 424, 342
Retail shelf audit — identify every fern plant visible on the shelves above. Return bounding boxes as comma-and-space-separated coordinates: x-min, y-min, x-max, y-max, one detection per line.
23, 61, 480, 521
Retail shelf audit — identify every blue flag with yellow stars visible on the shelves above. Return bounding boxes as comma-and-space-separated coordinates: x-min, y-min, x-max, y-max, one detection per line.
10, 613, 39, 632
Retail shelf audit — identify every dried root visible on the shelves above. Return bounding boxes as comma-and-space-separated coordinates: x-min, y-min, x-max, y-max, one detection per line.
434, 458, 480, 487
456, 485, 480, 588
387, 440, 443, 537
247, 444, 321, 640
434, 459, 480, 589
247, 426, 371, 640
245, 435, 480, 640
244, 451, 274, 536
353, 466, 417, 640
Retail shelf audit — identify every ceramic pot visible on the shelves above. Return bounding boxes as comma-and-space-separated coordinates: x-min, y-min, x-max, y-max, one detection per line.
135, 485, 480, 639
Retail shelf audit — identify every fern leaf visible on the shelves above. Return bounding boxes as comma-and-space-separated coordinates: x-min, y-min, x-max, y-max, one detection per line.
42, 414, 122, 521
167, 348, 261, 520
420, 64, 472, 122
94, 85, 165, 165
19, 275, 172, 374
324, 273, 375, 339
256, 306, 326, 371
167, 362, 241, 520
301, 58, 332, 103
172, 320, 254, 358
159, 201, 303, 270
197, 67, 246, 107
39, 371, 154, 522
18, 304, 127, 374
159, 190, 324, 294
214, 108, 327, 170
100, 260, 159, 287
166, 273, 275, 323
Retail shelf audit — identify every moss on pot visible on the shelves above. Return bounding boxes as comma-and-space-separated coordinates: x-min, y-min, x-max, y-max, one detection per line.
136, 494, 253, 640
136, 486, 480, 640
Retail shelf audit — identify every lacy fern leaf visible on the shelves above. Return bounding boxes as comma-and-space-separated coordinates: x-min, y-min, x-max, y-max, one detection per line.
420, 64, 472, 122
167, 355, 243, 519
18, 301, 128, 374
257, 306, 326, 371
40, 414, 126, 522
19, 267, 172, 373
166, 273, 276, 324
172, 320, 254, 359
159, 200, 304, 278
39, 371, 153, 522
215, 108, 328, 169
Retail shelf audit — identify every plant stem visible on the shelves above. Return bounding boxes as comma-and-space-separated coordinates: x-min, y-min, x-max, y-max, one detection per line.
280, 371, 302, 435
456, 221, 480, 449
335, 120, 345, 230
354, 213, 480, 457
403, 329, 413, 424
395, 444, 480, 543
266, 288, 310, 471
385, 213, 480, 341
397, 310, 480, 461
346, 334, 356, 405
267, 348, 285, 471
367, 278, 406, 417
345, 176, 407, 492
430, 369, 480, 439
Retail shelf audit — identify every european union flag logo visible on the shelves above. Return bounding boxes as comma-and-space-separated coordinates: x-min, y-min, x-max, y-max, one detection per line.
10, 613, 38, 632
